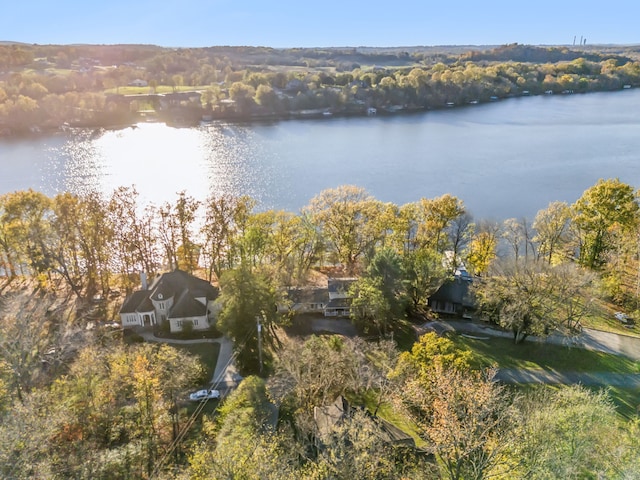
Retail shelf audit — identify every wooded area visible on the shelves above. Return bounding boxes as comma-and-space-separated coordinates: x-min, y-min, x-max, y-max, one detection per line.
1, 43, 640, 134
1, 178, 640, 477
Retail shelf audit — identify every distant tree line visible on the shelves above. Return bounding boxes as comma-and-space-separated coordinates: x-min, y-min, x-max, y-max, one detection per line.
1, 43, 640, 134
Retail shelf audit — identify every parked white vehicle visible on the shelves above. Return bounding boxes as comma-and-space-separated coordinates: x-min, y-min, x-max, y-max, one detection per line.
615, 312, 630, 323
189, 389, 220, 401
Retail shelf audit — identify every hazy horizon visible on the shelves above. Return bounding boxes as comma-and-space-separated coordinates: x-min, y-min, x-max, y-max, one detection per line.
3, 1, 639, 49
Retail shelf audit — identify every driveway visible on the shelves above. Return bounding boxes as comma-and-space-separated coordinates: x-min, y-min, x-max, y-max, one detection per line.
310, 318, 358, 336
136, 330, 240, 394
210, 336, 241, 394
577, 328, 640, 361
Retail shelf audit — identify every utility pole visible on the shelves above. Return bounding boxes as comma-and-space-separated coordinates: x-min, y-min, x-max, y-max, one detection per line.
170, 392, 180, 464
256, 316, 263, 374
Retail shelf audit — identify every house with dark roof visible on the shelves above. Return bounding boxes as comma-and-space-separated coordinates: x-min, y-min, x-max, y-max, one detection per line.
278, 287, 328, 315
428, 271, 474, 317
128, 78, 148, 87
119, 269, 219, 333
325, 278, 356, 317
277, 278, 356, 318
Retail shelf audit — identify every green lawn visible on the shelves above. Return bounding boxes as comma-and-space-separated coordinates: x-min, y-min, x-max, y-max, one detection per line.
582, 311, 640, 338
173, 342, 221, 384
511, 383, 640, 420
454, 335, 639, 374
454, 335, 640, 419
347, 331, 640, 442
602, 385, 640, 419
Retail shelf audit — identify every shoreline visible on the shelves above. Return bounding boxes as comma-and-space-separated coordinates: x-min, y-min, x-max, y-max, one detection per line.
0, 105, 430, 139
0, 86, 633, 140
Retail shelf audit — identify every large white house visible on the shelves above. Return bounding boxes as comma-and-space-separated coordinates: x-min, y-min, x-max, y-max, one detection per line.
119, 269, 219, 333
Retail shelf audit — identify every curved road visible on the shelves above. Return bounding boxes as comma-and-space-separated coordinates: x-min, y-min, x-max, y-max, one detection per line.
446, 320, 640, 361
444, 320, 640, 386
494, 369, 640, 386
138, 319, 640, 389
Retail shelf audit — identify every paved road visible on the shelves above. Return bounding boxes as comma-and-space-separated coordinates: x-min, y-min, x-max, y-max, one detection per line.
441, 320, 640, 386
446, 320, 640, 361
137, 319, 640, 390
494, 369, 640, 386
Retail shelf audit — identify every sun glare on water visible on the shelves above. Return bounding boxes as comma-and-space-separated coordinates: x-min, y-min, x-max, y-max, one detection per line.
57, 122, 268, 209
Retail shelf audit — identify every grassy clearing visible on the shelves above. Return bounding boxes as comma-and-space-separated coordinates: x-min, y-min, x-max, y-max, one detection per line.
392, 318, 420, 351
512, 384, 640, 420
349, 329, 640, 442
454, 335, 639, 374
453, 328, 640, 420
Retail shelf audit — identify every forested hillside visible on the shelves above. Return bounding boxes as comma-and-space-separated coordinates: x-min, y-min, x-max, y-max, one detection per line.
1, 42, 640, 134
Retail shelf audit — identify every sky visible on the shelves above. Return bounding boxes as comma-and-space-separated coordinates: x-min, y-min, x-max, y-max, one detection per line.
2, 1, 639, 48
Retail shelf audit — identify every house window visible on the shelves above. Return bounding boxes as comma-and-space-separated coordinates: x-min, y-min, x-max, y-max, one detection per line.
193, 319, 199, 326
176, 320, 183, 328
158, 301, 165, 310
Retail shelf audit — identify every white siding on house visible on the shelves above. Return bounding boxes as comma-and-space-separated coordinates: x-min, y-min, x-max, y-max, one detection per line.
121, 313, 140, 326
169, 315, 209, 333
152, 297, 174, 315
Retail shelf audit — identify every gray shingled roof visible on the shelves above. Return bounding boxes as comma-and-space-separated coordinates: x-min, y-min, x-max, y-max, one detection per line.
119, 290, 152, 314
120, 269, 218, 320
168, 288, 208, 318
314, 395, 350, 437
430, 277, 474, 308
286, 287, 328, 305
149, 269, 218, 302
327, 278, 356, 295
314, 396, 414, 447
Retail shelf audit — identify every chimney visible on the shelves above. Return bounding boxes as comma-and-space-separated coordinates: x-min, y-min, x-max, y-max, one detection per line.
141, 272, 148, 290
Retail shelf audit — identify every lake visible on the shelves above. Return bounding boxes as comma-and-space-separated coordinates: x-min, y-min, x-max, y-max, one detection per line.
1, 89, 640, 220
